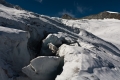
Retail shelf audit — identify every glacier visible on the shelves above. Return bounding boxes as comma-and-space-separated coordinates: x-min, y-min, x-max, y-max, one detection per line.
0, 0, 120, 80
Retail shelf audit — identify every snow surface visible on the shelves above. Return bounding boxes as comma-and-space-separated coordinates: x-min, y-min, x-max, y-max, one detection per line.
0, 1, 120, 80
60, 19, 120, 49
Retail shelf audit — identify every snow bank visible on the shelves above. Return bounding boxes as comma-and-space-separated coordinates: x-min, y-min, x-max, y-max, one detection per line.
56, 42, 120, 80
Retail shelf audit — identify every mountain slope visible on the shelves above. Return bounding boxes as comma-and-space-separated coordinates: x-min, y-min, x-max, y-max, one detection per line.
81, 11, 120, 20
0, 1, 120, 80
60, 19, 120, 49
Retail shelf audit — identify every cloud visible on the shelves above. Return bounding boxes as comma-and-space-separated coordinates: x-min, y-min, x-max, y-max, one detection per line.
58, 9, 75, 17
36, 0, 43, 3
74, 3, 92, 14
77, 6, 92, 14
77, 6, 84, 13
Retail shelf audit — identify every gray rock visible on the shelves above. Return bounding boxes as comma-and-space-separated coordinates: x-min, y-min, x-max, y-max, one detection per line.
61, 14, 75, 20
48, 43, 58, 53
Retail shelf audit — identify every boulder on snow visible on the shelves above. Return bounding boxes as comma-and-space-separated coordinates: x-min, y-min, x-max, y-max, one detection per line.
48, 43, 58, 53
22, 56, 60, 80
40, 34, 62, 56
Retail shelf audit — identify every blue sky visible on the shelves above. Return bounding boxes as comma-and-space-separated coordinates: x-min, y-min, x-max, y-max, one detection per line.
6, 0, 120, 18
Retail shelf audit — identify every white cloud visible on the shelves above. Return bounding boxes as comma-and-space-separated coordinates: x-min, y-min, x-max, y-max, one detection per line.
77, 6, 92, 14
77, 6, 84, 13
58, 9, 75, 17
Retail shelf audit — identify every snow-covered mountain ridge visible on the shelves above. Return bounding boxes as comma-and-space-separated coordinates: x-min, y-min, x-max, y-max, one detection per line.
0, 1, 120, 80
81, 11, 120, 20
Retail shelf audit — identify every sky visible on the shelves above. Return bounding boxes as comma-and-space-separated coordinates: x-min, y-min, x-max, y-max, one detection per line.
5, 0, 120, 18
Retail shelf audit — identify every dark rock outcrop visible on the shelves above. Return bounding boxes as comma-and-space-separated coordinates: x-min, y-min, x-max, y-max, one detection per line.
61, 14, 75, 19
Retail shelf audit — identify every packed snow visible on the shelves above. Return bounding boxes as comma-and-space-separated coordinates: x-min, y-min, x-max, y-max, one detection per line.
0, 1, 120, 80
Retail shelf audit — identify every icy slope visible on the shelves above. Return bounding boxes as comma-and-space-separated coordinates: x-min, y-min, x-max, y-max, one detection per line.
60, 19, 120, 49
0, 1, 120, 80
55, 30, 120, 80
